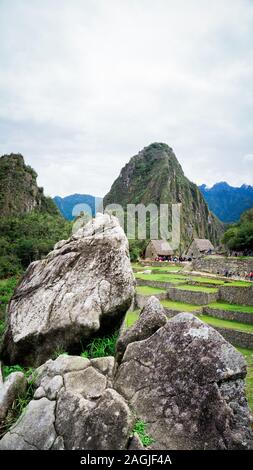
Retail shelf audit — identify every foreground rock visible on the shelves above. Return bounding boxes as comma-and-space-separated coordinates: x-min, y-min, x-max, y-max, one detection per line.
1, 214, 135, 366
1, 306, 253, 450
0, 355, 133, 450
114, 312, 253, 450
0, 372, 27, 423
116, 296, 167, 362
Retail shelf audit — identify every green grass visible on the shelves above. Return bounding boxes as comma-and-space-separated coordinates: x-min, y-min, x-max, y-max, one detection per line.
132, 420, 155, 447
2, 364, 35, 380
161, 299, 202, 312
52, 349, 69, 360
188, 276, 225, 285
80, 331, 119, 359
199, 315, 253, 333
125, 310, 140, 328
236, 347, 253, 413
225, 281, 252, 287
136, 285, 166, 296
135, 273, 187, 283
208, 302, 253, 314
176, 284, 218, 293
149, 266, 181, 273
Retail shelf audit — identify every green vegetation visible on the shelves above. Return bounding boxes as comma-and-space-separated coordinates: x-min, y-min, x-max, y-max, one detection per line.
125, 310, 140, 328
136, 285, 166, 296
208, 302, 253, 314
236, 347, 253, 412
132, 419, 155, 447
222, 208, 253, 253
0, 211, 71, 278
129, 240, 147, 262
0, 277, 19, 317
149, 266, 181, 273
0, 277, 20, 345
52, 349, 69, 360
2, 364, 35, 380
176, 284, 218, 293
161, 299, 202, 312
0, 154, 72, 279
135, 272, 187, 283
188, 276, 225, 285
199, 315, 253, 333
80, 331, 119, 359
225, 281, 252, 287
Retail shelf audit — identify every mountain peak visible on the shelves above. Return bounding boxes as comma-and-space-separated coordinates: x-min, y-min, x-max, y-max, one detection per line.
104, 143, 223, 248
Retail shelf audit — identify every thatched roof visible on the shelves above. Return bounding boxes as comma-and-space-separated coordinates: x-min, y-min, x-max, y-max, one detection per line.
191, 238, 214, 251
149, 240, 174, 255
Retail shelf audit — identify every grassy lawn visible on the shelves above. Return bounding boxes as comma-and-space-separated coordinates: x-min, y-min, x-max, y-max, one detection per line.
199, 314, 253, 333
161, 299, 202, 312
189, 276, 225, 285
135, 273, 187, 282
224, 281, 252, 287
176, 284, 218, 293
150, 266, 181, 273
236, 347, 253, 413
136, 285, 167, 296
208, 302, 253, 314
125, 310, 140, 328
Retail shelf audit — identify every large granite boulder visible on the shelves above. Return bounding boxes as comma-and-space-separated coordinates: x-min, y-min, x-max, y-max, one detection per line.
114, 312, 253, 450
0, 355, 133, 450
1, 214, 135, 366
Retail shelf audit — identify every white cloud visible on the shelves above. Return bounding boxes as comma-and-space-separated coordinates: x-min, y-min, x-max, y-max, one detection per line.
0, 0, 253, 196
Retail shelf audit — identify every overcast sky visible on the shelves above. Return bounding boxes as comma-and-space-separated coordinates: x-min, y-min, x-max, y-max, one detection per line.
0, 0, 253, 197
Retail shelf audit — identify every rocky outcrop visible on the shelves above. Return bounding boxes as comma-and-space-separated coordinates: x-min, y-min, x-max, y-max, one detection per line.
0, 355, 133, 450
114, 312, 253, 450
1, 214, 135, 366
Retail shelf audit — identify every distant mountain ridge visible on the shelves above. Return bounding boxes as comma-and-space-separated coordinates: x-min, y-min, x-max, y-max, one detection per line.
199, 182, 253, 223
54, 194, 102, 221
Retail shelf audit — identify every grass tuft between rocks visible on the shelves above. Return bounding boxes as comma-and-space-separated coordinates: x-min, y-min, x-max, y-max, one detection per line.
132, 419, 155, 447
80, 331, 119, 359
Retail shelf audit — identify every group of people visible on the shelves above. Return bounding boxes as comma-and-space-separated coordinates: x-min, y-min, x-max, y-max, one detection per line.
221, 270, 253, 281
155, 255, 189, 263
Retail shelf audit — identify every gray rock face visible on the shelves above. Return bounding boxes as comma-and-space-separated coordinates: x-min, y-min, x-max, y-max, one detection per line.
0, 372, 27, 423
0, 355, 133, 450
1, 214, 135, 366
116, 296, 167, 362
0, 398, 56, 450
114, 312, 253, 450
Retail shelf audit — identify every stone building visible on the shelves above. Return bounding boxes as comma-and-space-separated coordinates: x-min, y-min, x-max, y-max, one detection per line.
186, 238, 214, 259
145, 240, 174, 260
